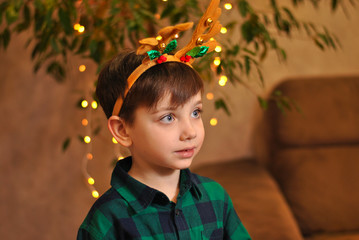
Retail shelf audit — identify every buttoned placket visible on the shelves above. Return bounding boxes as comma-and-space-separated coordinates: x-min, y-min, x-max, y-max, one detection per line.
172, 191, 192, 239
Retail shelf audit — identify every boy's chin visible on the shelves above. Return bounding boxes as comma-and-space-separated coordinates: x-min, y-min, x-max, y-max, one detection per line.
173, 158, 194, 170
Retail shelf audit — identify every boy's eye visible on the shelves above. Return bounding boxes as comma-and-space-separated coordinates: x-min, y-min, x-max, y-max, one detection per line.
191, 109, 202, 118
160, 114, 174, 123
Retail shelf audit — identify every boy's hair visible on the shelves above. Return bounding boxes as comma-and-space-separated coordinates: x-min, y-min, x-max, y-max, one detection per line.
96, 50, 204, 125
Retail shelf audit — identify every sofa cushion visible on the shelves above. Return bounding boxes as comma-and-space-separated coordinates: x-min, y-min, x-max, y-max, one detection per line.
194, 159, 303, 240
305, 232, 359, 240
267, 76, 359, 147
271, 145, 359, 235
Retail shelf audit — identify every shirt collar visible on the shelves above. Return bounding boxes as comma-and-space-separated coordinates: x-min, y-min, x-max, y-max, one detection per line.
110, 157, 202, 213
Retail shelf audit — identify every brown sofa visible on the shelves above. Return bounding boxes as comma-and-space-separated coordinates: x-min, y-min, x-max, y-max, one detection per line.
194, 76, 359, 240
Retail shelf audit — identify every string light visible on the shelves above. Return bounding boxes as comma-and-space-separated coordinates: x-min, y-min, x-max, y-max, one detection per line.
79, 64, 86, 72
220, 27, 227, 34
118, 156, 124, 160
156, 36, 163, 41
206, 92, 214, 100
92, 190, 99, 198
210, 118, 218, 126
82, 118, 88, 126
81, 100, 88, 108
78, 25, 85, 33
215, 46, 222, 53
219, 75, 228, 86
80, 95, 100, 199
213, 57, 221, 66
84, 136, 91, 143
224, 3, 232, 10
73, 23, 81, 30
74, 23, 85, 33
91, 101, 98, 109
88, 177, 95, 185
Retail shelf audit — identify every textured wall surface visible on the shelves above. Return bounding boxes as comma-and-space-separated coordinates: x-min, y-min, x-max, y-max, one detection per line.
0, 2, 358, 239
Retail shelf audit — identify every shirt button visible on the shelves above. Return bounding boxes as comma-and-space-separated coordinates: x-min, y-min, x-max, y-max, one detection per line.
175, 209, 180, 216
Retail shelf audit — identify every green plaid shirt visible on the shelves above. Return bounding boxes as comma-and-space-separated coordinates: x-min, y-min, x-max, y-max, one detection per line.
78, 157, 251, 240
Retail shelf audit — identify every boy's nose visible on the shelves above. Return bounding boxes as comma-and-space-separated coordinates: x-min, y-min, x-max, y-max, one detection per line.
179, 120, 197, 141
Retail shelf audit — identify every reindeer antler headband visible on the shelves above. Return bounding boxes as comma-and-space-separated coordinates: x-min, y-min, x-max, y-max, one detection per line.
112, 0, 222, 116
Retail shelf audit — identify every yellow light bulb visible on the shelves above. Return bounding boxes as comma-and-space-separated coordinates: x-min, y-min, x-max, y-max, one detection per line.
92, 190, 99, 198
91, 101, 98, 109
206, 92, 214, 100
213, 57, 221, 66
215, 46, 222, 53
84, 136, 91, 143
210, 37, 215, 41
87, 153, 93, 160
79, 64, 86, 72
88, 177, 95, 185
82, 118, 88, 126
112, 137, 118, 144
224, 3, 232, 10
81, 100, 88, 108
210, 118, 218, 126
156, 36, 163, 41
118, 156, 124, 160
73, 23, 80, 30
78, 26, 85, 33
220, 75, 228, 81
219, 75, 228, 86
220, 27, 227, 34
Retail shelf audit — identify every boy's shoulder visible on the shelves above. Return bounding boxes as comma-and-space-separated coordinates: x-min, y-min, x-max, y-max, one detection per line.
82, 187, 130, 224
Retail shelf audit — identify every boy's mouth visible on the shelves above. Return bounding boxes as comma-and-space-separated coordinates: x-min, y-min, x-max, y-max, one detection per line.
175, 148, 195, 158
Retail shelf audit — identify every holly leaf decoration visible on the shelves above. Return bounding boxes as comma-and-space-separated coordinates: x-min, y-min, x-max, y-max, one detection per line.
147, 50, 161, 60
163, 40, 177, 54
186, 46, 209, 58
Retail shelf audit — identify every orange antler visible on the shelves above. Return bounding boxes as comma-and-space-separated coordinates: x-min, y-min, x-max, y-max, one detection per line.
136, 22, 194, 56
175, 0, 222, 63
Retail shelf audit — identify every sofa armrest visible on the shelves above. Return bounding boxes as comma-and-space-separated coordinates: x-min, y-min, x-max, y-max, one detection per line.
193, 159, 303, 240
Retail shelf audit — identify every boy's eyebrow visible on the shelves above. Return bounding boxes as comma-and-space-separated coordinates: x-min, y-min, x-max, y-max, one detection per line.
150, 100, 203, 114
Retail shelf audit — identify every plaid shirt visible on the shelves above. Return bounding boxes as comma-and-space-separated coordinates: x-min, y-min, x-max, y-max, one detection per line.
77, 157, 251, 240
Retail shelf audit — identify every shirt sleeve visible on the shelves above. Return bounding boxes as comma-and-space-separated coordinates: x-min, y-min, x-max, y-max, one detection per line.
77, 208, 131, 240
77, 222, 132, 240
223, 192, 252, 240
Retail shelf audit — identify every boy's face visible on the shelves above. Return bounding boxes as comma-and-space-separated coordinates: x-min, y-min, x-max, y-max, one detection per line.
127, 91, 205, 172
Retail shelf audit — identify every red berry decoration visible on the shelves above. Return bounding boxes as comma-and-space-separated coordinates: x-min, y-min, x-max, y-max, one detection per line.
157, 55, 167, 64
180, 56, 186, 62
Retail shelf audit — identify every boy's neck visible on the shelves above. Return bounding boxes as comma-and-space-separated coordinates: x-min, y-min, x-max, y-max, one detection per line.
128, 160, 181, 203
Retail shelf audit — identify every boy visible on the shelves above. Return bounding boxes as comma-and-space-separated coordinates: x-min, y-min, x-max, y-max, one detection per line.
78, 1, 251, 239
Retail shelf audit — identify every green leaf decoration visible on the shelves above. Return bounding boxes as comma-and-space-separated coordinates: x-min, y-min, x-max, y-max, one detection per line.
163, 39, 177, 54
196, 46, 209, 57
147, 50, 161, 60
186, 46, 209, 58
186, 46, 201, 57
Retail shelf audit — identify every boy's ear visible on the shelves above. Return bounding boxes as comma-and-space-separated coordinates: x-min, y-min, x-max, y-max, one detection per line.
107, 116, 132, 147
